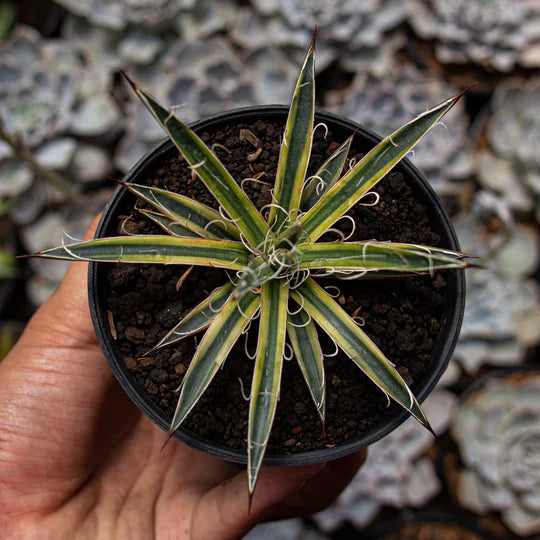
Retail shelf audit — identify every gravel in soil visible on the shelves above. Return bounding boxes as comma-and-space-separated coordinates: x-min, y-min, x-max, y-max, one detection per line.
106, 118, 447, 455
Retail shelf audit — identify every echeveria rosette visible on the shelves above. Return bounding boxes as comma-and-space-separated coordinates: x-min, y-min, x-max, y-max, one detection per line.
0, 26, 75, 148
452, 372, 540, 536
407, 0, 540, 72
450, 192, 540, 377
476, 77, 540, 221
0, 25, 119, 146
31, 36, 474, 497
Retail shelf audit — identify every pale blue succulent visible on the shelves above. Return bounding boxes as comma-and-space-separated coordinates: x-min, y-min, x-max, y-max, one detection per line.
0, 23, 117, 242
452, 372, 540, 536
451, 191, 540, 376
476, 77, 540, 221
408, 0, 540, 72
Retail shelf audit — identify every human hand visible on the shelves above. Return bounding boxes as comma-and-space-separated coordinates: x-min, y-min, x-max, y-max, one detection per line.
0, 217, 366, 540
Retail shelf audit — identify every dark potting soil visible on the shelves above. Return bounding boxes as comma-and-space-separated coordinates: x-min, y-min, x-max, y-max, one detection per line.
106, 118, 447, 455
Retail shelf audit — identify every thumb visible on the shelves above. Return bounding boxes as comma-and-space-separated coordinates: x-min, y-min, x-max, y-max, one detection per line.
192, 464, 325, 540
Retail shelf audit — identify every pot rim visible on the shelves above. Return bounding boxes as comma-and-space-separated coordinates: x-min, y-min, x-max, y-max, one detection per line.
89, 105, 465, 466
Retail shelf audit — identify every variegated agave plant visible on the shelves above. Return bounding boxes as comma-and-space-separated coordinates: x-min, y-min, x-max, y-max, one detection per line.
33, 35, 473, 497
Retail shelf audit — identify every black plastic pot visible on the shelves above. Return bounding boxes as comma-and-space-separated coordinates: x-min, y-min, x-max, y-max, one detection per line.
89, 106, 465, 466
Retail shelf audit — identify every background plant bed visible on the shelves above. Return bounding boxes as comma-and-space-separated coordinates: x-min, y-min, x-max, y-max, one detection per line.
89, 106, 465, 465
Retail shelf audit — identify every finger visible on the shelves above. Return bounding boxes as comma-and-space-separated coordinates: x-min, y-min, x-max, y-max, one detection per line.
266, 448, 367, 520
192, 463, 325, 540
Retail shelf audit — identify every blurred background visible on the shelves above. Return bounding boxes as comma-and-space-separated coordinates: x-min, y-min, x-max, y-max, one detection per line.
0, 1, 539, 538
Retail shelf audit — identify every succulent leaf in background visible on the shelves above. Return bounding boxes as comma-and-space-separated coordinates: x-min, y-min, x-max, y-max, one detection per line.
324, 64, 473, 198
234, 0, 406, 74
174, 0, 238, 41
53, 0, 193, 30
314, 390, 456, 532
452, 372, 540, 536
449, 191, 540, 379
31, 37, 473, 496
407, 0, 540, 72
61, 15, 125, 71
476, 77, 540, 222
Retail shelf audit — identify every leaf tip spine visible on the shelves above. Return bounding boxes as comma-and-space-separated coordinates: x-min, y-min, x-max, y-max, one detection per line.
311, 25, 318, 48
160, 431, 173, 452
119, 68, 138, 91
422, 418, 438, 440
453, 81, 479, 102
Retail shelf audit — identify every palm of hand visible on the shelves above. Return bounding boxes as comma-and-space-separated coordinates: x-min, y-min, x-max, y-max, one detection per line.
0, 221, 365, 540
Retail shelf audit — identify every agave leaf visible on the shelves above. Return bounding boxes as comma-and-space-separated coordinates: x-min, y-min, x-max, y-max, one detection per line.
297, 241, 470, 273
282, 94, 462, 243
301, 135, 353, 211
248, 280, 289, 495
168, 291, 260, 435
126, 182, 240, 241
287, 305, 325, 424
267, 34, 315, 232
136, 208, 200, 238
34, 236, 249, 270
292, 278, 432, 431
154, 282, 234, 350
122, 73, 269, 247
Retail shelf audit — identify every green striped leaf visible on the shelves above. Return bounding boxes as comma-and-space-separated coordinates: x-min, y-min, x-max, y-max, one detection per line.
267, 35, 315, 232
287, 306, 325, 423
123, 73, 269, 247
301, 135, 353, 211
297, 241, 470, 273
169, 291, 260, 435
154, 282, 234, 350
282, 94, 462, 242
136, 208, 200, 238
292, 278, 432, 430
35, 236, 249, 270
126, 182, 240, 240
248, 280, 289, 495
